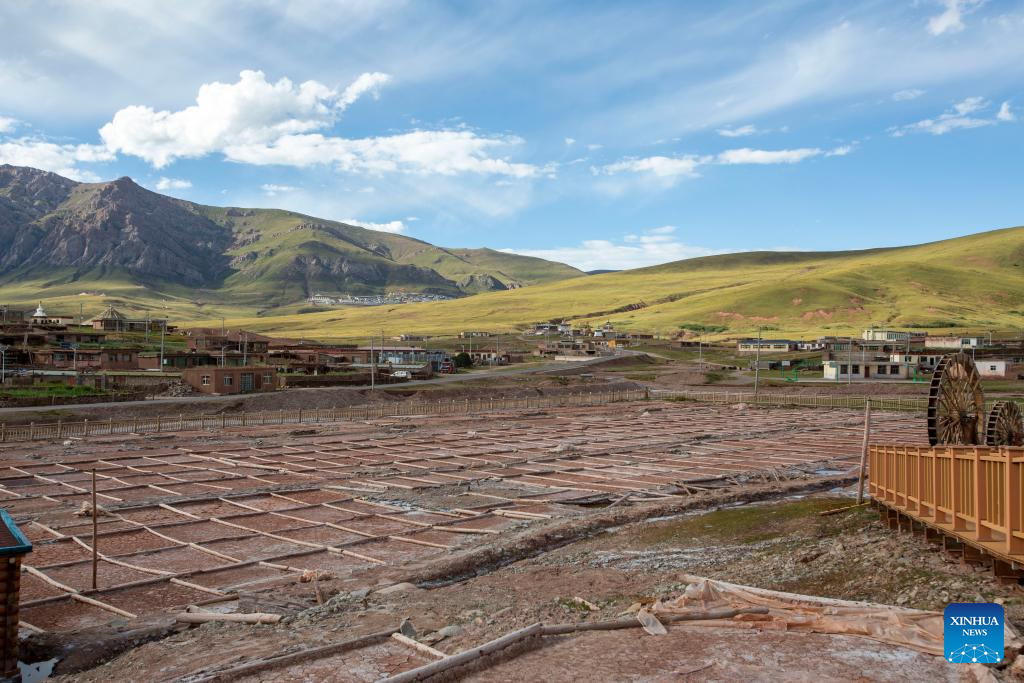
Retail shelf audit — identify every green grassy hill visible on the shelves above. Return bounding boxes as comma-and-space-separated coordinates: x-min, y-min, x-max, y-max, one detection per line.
0, 165, 584, 319
193, 226, 1024, 340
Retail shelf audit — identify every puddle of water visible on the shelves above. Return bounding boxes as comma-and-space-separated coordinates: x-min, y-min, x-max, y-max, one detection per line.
20, 658, 58, 683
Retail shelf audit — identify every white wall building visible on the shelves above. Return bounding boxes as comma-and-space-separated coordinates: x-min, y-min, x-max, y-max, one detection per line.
924, 336, 983, 350
890, 352, 943, 369
862, 329, 917, 342
823, 360, 911, 380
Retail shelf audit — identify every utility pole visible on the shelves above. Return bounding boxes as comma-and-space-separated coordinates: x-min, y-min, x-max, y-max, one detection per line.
698, 333, 703, 370
370, 337, 376, 390
848, 335, 853, 385
753, 326, 762, 397
159, 321, 166, 370
221, 317, 225, 336
0, 344, 7, 385
242, 333, 248, 367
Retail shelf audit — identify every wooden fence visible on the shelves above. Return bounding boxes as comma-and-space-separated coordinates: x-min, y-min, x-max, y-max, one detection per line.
0, 388, 648, 443
869, 444, 1024, 560
651, 389, 929, 412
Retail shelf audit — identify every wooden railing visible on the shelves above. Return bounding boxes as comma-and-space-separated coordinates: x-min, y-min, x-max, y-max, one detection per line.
651, 389, 928, 412
0, 388, 648, 443
869, 444, 1024, 559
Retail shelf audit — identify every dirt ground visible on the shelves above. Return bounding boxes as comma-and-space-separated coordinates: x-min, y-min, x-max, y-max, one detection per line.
52, 491, 1023, 682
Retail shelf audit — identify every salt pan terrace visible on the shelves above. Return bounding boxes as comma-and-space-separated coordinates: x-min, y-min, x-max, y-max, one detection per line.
0, 401, 924, 632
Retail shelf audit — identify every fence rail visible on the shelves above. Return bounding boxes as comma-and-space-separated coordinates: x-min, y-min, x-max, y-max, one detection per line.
651, 389, 929, 412
0, 388, 648, 443
869, 444, 1024, 561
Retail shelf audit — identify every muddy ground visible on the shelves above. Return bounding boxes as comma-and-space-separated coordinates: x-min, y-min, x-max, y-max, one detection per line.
53, 490, 1024, 682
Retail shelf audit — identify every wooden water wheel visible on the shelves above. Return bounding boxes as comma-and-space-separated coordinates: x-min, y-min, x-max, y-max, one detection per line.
927, 352, 985, 446
986, 400, 1024, 446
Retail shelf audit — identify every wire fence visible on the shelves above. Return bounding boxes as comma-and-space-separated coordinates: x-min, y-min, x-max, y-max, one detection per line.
0, 388, 649, 443
650, 389, 929, 412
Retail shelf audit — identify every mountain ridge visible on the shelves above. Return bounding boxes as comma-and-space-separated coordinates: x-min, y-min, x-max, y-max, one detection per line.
0, 165, 584, 309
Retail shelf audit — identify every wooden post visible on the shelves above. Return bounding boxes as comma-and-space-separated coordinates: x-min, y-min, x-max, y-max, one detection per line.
91, 468, 98, 591
1006, 449, 1022, 554
975, 447, 990, 540
856, 399, 872, 504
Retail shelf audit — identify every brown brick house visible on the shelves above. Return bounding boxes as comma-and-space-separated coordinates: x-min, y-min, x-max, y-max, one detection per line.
181, 366, 278, 395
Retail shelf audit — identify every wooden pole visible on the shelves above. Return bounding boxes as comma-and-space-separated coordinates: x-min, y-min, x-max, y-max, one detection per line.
856, 399, 872, 504
91, 468, 98, 590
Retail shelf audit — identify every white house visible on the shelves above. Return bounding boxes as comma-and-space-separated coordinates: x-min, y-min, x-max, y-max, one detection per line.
924, 336, 983, 350
823, 360, 910, 380
862, 329, 918, 342
977, 359, 1014, 378
890, 352, 943, 370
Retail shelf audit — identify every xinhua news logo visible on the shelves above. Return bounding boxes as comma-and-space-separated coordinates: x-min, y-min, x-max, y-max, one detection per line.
944, 603, 1004, 664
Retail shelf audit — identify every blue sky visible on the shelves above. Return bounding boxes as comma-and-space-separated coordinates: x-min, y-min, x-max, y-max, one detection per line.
1, 0, 1022, 271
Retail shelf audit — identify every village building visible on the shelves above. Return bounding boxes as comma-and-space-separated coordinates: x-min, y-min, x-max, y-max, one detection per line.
88, 305, 168, 332
30, 348, 138, 371
823, 359, 911, 380
924, 335, 984, 350
890, 352, 944, 371
737, 339, 797, 353
45, 329, 107, 346
976, 358, 1023, 379
861, 328, 923, 343
181, 366, 278, 395
29, 303, 75, 326
459, 331, 493, 338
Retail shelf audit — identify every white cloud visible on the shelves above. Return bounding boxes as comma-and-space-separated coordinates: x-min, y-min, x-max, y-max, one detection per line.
155, 176, 191, 191
594, 154, 707, 179
341, 218, 407, 234
587, 143, 603, 151
99, 69, 391, 168
892, 89, 926, 101
0, 137, 113, 181
0, 116, 17, 134
890, 96, 1014, 136
260, 183, 297, 196
96, 69, 542, 180
338, 72, 391, 109
716, 147, 823, 165
224, 130, 541, 178
500, 226, 717, 271
564, 137, 576, 145
595, 144, 851, 184
927, 0, 984, 36
716, 124, 758, 137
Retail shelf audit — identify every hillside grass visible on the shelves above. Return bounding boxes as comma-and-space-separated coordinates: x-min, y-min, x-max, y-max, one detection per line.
5, 226, 1023, 342
180, 226, 1024, 341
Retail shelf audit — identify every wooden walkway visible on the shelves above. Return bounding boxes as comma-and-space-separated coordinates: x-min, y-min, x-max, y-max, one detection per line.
868, 444, 1024, 572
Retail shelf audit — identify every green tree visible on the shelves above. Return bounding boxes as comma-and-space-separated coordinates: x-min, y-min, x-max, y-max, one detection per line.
453, 352, 472, 368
